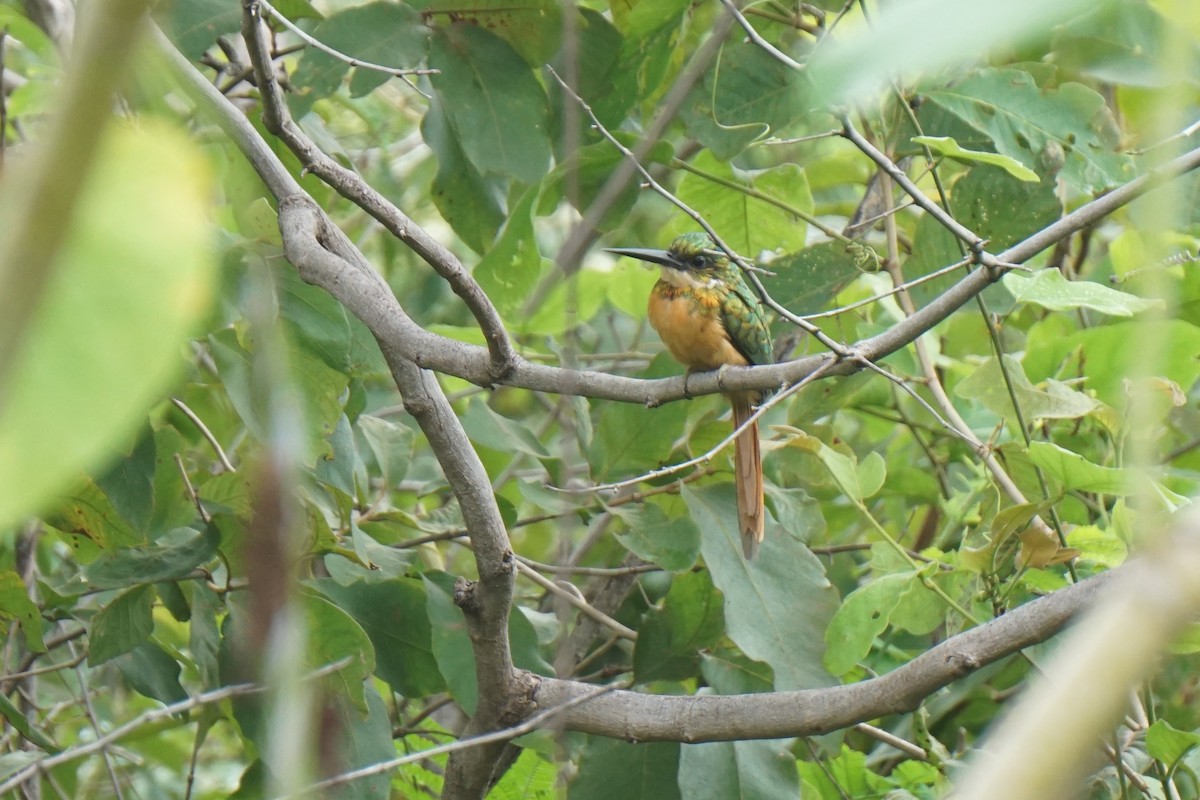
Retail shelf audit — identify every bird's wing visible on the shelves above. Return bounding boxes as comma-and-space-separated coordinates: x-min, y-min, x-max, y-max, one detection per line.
721, 280, 774, 367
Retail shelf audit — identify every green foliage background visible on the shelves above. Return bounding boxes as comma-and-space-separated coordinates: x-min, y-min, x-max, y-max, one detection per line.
0, 0, 1199, 797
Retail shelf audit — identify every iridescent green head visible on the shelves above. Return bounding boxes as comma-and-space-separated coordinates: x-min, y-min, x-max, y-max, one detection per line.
605, 232, 730, 275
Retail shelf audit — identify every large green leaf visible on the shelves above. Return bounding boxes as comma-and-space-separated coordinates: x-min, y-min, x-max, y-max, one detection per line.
611, 500, 701, 573
824, 571, 916, 676
1027, 441, 1132, 495
680, 40, 811, 160
633, 570, 724, 682
955, 355, 1100, 432
88, 584, 155, 666
423, 0, 563, 65
423, 573, 478, 713
472, 187, 542, 317
766, 241, 871, 319
0, 121, 216, 529
1023, 319, 1200, 408
428, 24, 551, 184
310, 577, 445, 698
678, 738, 799, 800
1003, 268, 1163, 316
81, 525, 218, 592
923, 67, 1134, 192
686, 483, 839, 690
114, 642, 188, 706
0, 571, 44, 652
904, 164, 1061, 308
321, 683, 394, 800
290, 1, 429, 109
671, 151, 811, 257
422, 97, 506, 254
571, 737, 681, 800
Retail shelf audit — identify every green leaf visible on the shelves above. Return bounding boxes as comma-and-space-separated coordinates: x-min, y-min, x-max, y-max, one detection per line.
491, 748, 557, 800
357, 415, 415, 489
588, 356, 689, 481
114, 642, 188, 705
276, 266, 389, 378
1003, 268, 1163, 316
302, 592, 375, 712
923, 67, 1134, 192
904, 164, 1061, 308
310, 577, 445, 698
955, 355, 1100, 430
189, 583, 222, 689
460, 396, 550, 459
0, 120, 217, 529
0, 691, 58, 752
700, 647, 774, 694
912, 135, 1039, 181
807, 0, 1093, 109
1024, 319, 1200, 409
89, 585, 155, 666
1027, 442, 1131, 495
633, 570, 724, 682
321, 684, 395, 800
679, 739, 799, 799
680, 40, 810, 160
428, 24, 551, 184
786, 431, 885, 502
290, 2, 429, 105
81, 526, 218, 592
766, 242, 873, 320
823, 572, 915, 676
423, 574, 478, 714
571, 737, 681, 800
1145, 720, 1200, 767
671, 151, 811, 257
472, 187, 542, 316
424, 0, 563, 65
686, 483, 839, 690
158, 0, 243, 60
610, 501, 701, 573
0, 571, 44, 652
422, 97, 506, 254
1051, 3, 1198, 88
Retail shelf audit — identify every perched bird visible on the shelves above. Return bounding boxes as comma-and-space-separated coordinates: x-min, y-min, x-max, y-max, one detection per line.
607, 232, 773, 558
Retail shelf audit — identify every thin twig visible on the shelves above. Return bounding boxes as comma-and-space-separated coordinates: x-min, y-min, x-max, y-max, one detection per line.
853, 722, 927, 760
256, 0, 437, 79
554, 359, 837, 495
171, 397, 236, 472
284, 682, 624, 798
0, 658, 354, 795
514, 561, 638, 641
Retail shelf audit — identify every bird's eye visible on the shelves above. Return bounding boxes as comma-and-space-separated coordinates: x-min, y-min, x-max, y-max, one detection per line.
691, 255, 707, 268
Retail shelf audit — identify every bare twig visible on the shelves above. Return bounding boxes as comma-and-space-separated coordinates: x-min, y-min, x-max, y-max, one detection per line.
282, 682, 623, 798
256, 0, 437, 78
171, 397, 236, 472
0, 659, 354, 795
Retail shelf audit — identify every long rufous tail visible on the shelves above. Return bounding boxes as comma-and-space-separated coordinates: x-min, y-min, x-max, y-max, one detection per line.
731, 395, 764, 559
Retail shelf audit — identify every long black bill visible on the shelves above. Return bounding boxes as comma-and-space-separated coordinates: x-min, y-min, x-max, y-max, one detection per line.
604, 247, 679, 268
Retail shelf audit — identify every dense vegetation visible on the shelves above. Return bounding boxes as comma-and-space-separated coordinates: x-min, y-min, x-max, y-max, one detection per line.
1, 0, 1199, 797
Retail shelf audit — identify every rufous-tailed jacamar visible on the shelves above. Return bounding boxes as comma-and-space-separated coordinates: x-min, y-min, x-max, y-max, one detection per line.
607, 232, 773, 558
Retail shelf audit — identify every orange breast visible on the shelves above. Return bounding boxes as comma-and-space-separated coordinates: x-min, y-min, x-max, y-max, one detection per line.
647, 282, 749, 371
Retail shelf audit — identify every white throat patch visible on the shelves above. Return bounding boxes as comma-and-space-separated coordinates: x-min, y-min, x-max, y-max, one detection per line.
659, 266, 718, 289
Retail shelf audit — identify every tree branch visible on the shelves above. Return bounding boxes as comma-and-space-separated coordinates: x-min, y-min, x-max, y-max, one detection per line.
532, 568, 1115, 741
239, 0, 517, 382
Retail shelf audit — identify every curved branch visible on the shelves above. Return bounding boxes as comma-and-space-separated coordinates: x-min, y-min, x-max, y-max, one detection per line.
532, 568, 1115, 741
152, 42, 1200, 411
239, 0, 517, 382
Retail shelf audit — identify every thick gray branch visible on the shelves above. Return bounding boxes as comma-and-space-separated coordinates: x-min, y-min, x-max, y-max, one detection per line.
533, 569, 1114, 741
